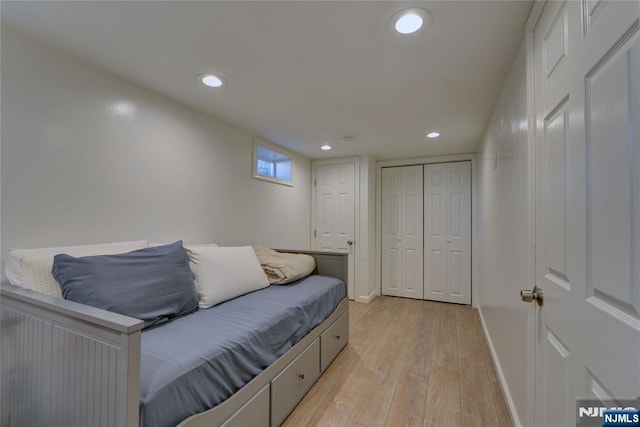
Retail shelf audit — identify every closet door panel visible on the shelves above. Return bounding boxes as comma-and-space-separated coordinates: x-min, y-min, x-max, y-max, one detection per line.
400, 166, 424, 299
446, 162, 471, 304
384, 161, 471, 304
424, 164, 448, 302
381, 168, 402, 296
424, 162, 471, 304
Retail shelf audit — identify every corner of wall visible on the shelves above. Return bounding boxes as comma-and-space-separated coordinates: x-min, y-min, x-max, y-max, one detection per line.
357, 155, 378, 303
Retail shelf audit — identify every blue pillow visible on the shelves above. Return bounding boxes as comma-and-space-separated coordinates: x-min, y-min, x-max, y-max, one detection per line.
52, 241, 199, 329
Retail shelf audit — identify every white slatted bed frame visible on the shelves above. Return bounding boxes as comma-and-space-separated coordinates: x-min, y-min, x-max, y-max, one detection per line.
0, 250, 348, 427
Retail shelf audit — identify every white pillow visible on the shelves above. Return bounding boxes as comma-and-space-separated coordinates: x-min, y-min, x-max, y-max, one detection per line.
183, 243, 218, 263
6, 240, 149, 297
188, 246, 270, 308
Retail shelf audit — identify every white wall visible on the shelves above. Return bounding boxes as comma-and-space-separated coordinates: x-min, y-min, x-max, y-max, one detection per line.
1, 26, 311, 277
477, 42, 532, 426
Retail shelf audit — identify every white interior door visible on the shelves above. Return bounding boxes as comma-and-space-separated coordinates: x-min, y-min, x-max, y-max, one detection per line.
381, 166, 423, 299
314, 163, 355, 299
424, 162, 471, 304
532, 2, 640, 426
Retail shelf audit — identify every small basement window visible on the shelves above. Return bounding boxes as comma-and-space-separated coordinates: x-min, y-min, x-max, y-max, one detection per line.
253, 140, 293, 186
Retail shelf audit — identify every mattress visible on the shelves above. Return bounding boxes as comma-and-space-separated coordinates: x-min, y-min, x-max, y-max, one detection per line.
139, 275, 346, 427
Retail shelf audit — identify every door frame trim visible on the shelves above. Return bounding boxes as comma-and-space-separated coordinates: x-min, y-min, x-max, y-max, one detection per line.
375, 153, 478, 306
311, 158, 360, 300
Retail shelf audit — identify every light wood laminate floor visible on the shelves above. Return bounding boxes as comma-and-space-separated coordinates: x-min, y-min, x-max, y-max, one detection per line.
283, 296, 513, 427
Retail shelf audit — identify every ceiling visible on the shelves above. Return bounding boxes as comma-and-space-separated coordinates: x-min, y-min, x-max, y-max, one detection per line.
1, 1, 532, 160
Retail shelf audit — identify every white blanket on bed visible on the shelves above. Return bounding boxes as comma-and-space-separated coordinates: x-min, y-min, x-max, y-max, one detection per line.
253, 246, 316, 285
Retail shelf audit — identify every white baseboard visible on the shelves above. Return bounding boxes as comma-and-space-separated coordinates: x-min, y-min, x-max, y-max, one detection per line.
356, 290, 378, 303
477, 305, 522, 427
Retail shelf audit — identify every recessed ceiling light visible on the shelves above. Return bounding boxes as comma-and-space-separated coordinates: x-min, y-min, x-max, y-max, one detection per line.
321, 145, 332, 151
396, 13, 422, 34
390, 8, 431, 35
426, 131, 440, 138
199, 73, 226, 88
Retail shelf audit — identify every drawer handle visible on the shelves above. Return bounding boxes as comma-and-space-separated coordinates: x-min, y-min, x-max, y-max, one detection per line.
297, 373, 305, 380
334, 335, 341, 340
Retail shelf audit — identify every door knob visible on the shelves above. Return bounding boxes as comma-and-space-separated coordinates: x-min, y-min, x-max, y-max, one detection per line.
347, 240, 354, 246
520, 286, 544, 307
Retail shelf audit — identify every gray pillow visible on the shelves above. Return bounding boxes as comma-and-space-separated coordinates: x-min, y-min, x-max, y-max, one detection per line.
52, 241, 198, 329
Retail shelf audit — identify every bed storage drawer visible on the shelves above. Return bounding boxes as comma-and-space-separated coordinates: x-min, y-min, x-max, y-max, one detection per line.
270, 338, 320, 426
221, 383, 270, 427
320, 311, 349, 372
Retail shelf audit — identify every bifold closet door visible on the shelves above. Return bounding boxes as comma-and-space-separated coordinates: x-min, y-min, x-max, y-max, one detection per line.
424, 162, 471, 304
381, 166, 424, 299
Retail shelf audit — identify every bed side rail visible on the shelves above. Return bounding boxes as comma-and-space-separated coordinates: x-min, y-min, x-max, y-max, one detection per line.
0, 284, 143, 427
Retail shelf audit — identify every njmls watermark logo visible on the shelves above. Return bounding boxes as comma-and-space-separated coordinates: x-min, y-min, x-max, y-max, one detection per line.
577, 398, 640, 427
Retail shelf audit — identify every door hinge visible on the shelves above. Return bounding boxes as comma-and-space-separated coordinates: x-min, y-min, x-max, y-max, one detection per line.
314, 229, 317, 238
314, 179, 317, 187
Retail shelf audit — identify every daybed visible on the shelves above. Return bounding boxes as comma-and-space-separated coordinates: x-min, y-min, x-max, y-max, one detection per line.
0, 246, 348, 427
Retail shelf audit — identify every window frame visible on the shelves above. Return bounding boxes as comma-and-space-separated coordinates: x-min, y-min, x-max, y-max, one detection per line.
252, 138, 294, 187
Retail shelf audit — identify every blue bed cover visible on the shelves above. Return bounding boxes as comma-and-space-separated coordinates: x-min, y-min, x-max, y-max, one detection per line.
139, 275, 346, 427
